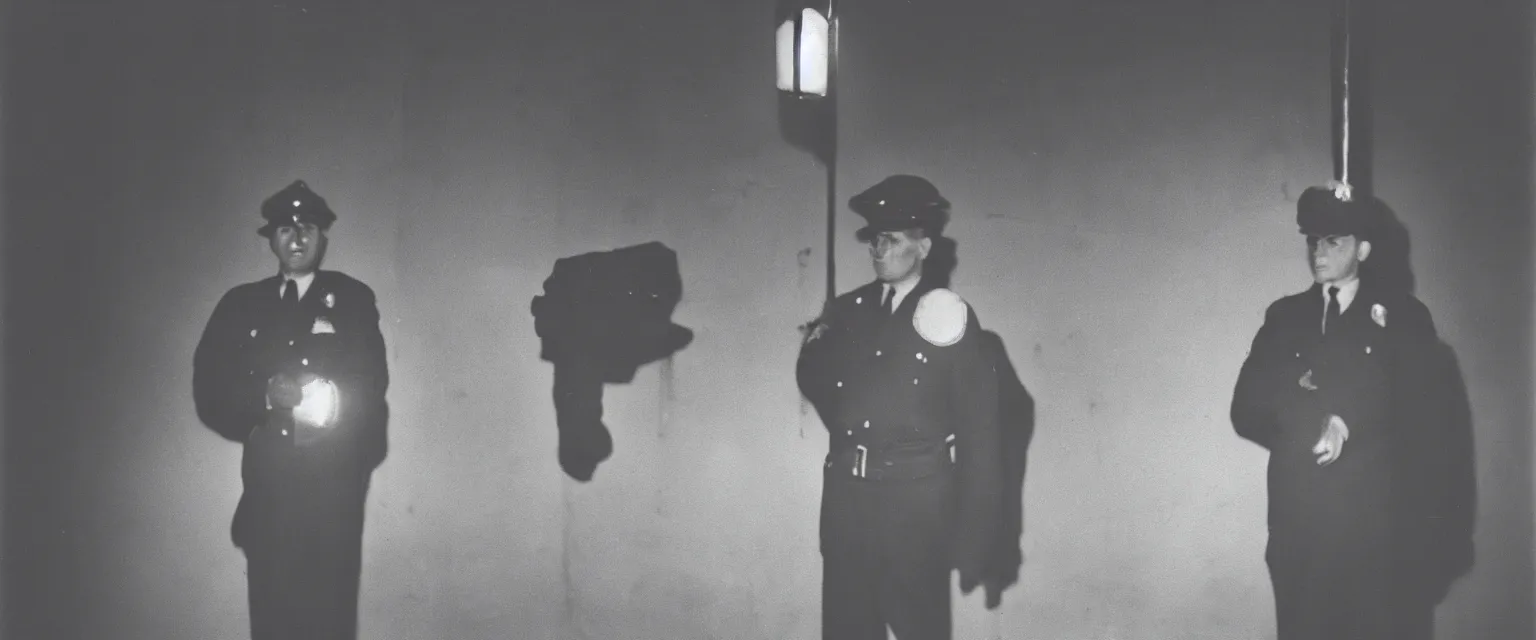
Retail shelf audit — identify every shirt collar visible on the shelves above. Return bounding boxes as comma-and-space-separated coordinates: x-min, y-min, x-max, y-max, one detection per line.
281, 271, 317, 299
1322, 276, 1361, 311
883, 277, 920, 310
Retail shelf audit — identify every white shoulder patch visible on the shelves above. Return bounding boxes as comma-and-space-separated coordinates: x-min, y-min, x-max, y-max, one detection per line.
913, 288, 968, 347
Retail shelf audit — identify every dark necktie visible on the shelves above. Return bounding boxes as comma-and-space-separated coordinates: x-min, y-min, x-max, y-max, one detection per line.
1324, 286, 1340, 334
880, 286, 895, 315
282, 279, 299, 306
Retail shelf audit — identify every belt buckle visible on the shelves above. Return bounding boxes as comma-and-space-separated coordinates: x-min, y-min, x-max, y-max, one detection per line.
853, 444, 868, 478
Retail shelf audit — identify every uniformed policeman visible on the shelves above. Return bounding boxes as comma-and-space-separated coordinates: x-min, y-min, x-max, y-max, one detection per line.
193, 180, 389, 640
1230, 184, 1452, 640
797, 175, 1002, 640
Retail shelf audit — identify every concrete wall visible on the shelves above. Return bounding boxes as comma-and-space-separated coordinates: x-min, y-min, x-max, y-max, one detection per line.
5, 0, 1530, 638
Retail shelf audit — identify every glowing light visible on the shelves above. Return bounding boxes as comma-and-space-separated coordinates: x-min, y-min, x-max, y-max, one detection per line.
293, 378, 340, 427
776, 4, 832, 97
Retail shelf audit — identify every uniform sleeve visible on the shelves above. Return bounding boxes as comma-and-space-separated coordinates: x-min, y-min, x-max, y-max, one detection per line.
796, 306, 839, 416
1230, 303, 1283, 450
192, 290, 267, 442
950, 306, 1003, 580
331, 283, 389, 433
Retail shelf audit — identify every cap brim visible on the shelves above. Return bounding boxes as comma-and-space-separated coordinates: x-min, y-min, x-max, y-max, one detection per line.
856, 224, 916, 241
1299, 224, 1358, 238
1298, 209, 1373, 239
257, 218, 334, 237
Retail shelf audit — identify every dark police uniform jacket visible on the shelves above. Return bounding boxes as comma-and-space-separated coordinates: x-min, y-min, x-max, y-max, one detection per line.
797, 277, 1002, 579
193, 270, 388, 549
1230, 279, 1461, 635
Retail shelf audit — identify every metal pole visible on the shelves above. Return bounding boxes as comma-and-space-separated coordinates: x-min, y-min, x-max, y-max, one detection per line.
825, 129, 837, 304
1340, 0, 1351, 187
824, 0, 839, 303
1332, 0, 1369, 197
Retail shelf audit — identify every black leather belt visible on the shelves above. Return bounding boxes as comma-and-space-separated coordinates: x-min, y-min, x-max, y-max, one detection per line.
825, 437, 956, 481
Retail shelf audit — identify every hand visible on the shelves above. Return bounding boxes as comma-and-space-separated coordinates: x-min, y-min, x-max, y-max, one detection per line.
800, 318, 830, 344
266, 374, 304, 409
1313, 414, 1350, 466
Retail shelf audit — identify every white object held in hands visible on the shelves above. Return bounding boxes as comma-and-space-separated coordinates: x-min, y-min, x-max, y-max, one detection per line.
293, 377, 340, 428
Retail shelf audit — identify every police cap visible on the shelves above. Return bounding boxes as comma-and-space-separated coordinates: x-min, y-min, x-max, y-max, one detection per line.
259, 180, 337, 238
1296, 185, 1380, 240
849, 174, 950, 241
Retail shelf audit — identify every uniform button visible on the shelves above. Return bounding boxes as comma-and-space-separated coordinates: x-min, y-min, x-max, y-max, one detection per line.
875, 350, 882, 356
1365, 346, 1372, 354
915, 352, 923, 359
856, 297, 863, 304
863, 420, 870, 428
913, 378, 920, 384
281, 429, 289, 436
836, 381, 843, 387
289, 340, 296, 346
247, 370, 254, 376
250, 329, 258, 337
302, 358, 309, 366
846, 430, 853, 436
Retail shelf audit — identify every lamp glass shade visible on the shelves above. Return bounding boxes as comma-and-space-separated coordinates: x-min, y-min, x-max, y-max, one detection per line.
776, 6, 831, 97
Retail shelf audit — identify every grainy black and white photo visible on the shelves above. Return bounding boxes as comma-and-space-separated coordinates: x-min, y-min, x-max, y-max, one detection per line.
3, 0, 1531, 639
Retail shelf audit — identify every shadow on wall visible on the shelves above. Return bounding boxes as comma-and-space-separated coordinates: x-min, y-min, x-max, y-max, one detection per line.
530, 242, 695, 482
777, 89, 835, 165
1372, 199, 1478, 640
1392, 335, 1477, 640
924, 235, 1041, 609
979, 328, 1037, 610
1365, 200, 1415, 296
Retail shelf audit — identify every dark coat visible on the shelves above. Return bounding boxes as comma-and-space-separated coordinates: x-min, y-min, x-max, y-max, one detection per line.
797, 276, 1002, 581
193, 269, 388, 549
1231, 279, 1463, 639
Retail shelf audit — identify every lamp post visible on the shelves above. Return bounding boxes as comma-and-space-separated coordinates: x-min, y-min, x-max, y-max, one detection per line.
777, 0, 839, 303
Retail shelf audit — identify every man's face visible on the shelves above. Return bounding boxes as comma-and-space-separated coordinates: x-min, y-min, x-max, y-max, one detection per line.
1306, 234, 1370, 284
270, 223, 327, 275
868, 229, 931, 283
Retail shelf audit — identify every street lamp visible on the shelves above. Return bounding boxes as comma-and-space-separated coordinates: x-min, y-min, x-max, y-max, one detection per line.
776, 0, 834, 99
776, 0, 839, 302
